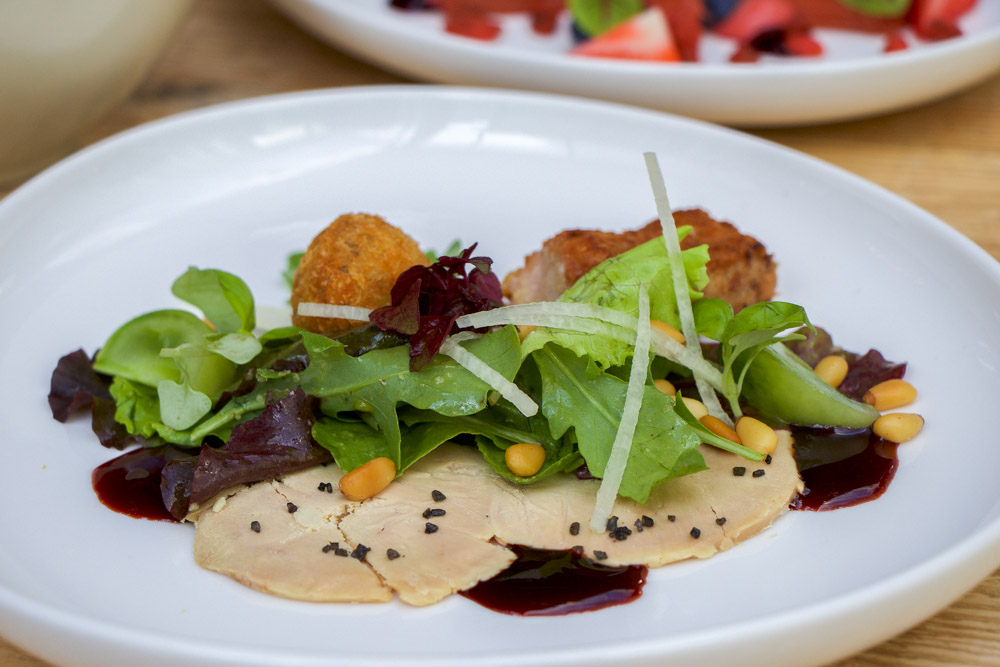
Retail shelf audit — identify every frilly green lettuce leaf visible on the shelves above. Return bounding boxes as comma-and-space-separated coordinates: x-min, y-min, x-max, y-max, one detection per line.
521, 233, 709, 369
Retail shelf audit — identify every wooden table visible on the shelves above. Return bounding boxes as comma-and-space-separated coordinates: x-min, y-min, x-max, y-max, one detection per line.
2, 1, 997, 664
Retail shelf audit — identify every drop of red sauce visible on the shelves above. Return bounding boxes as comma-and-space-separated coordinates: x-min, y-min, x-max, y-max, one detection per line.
789, 426, 898, 511
92, 446, 183, 522
460, 545, 646, 615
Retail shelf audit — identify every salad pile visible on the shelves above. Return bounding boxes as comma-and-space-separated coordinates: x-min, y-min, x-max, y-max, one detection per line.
49, 154, 903, 533
390, 0, 979, 61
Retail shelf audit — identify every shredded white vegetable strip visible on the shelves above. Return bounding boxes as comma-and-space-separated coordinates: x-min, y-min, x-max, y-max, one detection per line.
457, 302, 635, 330
643, 152, 730, 424
296, 302, 373, 321
440, 336, 539, 417
589, 286, 651, 533
459, 304, 726, 390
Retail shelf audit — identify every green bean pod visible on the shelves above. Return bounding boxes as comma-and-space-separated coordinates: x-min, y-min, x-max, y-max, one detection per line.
738, 342, 879, 428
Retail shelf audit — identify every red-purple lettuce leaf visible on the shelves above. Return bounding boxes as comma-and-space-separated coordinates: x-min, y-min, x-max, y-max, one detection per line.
187, 388, 331, 508
838, 350, 906, 401
784, 328, 905, 400
48, 349, 112, 422
369, 244, 503, 371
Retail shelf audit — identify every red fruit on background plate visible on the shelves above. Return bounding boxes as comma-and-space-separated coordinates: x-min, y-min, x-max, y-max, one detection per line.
646, 0, 705, 61
909, 0, 976, 40
713, 0, 800, 42
571, 7, 681, 61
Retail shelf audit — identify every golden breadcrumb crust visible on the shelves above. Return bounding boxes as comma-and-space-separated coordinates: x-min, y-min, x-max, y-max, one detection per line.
291, 213, 429, 334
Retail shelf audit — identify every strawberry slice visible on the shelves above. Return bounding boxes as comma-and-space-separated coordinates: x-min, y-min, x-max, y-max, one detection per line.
571, 7, 681, 61
713, 0, 801, 43
908, 0, 977, 40
647, 0, 705, 62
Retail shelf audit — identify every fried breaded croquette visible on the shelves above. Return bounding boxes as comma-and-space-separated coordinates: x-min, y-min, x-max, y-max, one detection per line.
291, 213, 429, 334
501, 208, 775, 311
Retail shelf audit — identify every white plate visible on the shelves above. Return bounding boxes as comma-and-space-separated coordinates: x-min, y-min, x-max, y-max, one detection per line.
270, 0, 1000, 126
1, 86, 999, 667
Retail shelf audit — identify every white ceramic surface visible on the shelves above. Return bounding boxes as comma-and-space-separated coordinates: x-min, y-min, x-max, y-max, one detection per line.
270, 0, 1000, 126
1, 86, 999, 667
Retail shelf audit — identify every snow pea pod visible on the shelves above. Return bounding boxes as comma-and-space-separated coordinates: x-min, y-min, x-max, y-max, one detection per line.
738, 342, 879, 428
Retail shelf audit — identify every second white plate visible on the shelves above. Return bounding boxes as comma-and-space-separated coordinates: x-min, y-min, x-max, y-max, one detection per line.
271, 0, 1000, 126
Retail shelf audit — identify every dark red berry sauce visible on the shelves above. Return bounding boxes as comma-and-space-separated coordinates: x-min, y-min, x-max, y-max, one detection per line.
461, 545, 646, 615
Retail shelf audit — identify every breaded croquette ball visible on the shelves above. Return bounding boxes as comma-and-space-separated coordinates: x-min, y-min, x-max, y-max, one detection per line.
291, 213, 429, 334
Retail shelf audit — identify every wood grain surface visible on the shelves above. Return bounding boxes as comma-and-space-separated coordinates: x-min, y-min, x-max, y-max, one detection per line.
2, 0, 998, 664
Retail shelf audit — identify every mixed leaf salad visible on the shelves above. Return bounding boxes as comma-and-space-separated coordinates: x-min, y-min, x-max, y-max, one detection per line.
50, 154, 884, 531
390, 0, 978, 62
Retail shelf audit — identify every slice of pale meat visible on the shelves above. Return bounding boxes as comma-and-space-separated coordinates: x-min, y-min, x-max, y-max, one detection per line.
190, 465, 391, 602
489, 431, 801, 567
190, 434, 800, 604
338, 446, 518, 606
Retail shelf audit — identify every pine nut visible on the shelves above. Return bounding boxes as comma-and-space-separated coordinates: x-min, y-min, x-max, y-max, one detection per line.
735, 416, 778, 455
339, 457, 396, 501
872, 413, 924, 443
651, 319, 685, 344
814, 355, 849, 388
654, 378, 676, 397
699, 415, 741, 444
681, 396, 708, 420
864, 379, 917, 411
505, 443, 546, 477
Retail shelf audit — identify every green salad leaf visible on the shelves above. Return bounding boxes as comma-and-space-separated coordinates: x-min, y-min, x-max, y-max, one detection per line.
837, 0, 912, 17
521, 234, 709, 369
172, 267, 255, 333
300, 326, 521, 469
568, 0, 644, 38
532, 344, 705, 503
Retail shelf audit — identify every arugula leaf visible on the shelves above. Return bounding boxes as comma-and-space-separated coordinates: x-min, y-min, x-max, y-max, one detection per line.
299, 326, 521, 469
313, 418, 393, 472
531, 344, 704, 503
837, 0, 911, 17
568, 0, 644, 37
172, 267, 256, 333
522, 235, 709, 369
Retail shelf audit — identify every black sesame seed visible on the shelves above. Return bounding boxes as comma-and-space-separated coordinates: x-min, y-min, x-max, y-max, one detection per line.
428, 508, 446, 517
334, 548, 349, 557
594, 550, 608, 561
716, 517, 727, 526
690, 527, 701, 539
386, 548, 401, 560
641, 515, 654, 527
431, 490, 446, 502
634, 519, 643, 533
422, 508, 433, 519
667, 514, 676, 522
286, 502, 298, 514
733, 466, 747, 477
753, 469, 766, 478
569, 521, 580, 536
606, 516, 619, 532
765, 454, 773, 465
610, 526, 632, 541
322, 544, 332, 553
250, 520, 261, 533
351, 544, 371, 561
425, 522, 439, 534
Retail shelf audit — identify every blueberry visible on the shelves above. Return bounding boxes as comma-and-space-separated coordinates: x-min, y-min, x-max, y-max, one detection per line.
703, 0, 741, 26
